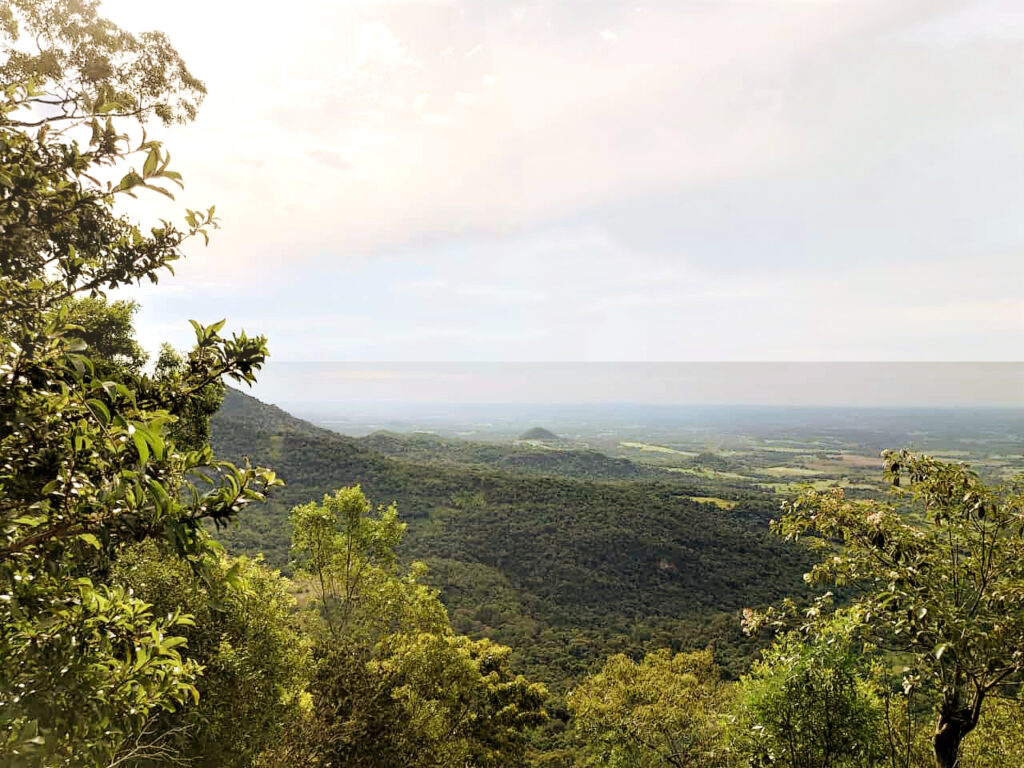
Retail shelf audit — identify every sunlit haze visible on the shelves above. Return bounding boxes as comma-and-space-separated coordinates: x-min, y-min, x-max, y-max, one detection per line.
249, 361, 1024, 408
105, 0, 1024, 364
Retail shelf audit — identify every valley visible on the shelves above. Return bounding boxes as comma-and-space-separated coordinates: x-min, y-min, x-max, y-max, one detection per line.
211, 390, 1023, 698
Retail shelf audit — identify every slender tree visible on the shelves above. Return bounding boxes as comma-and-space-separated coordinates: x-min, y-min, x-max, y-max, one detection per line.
285, 486, 548, 767
774, 451, 1024, 768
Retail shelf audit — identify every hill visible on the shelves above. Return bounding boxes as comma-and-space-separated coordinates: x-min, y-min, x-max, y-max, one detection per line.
210, 389, 809, 684
358, 429, 651, 481
519, 426, 560, 441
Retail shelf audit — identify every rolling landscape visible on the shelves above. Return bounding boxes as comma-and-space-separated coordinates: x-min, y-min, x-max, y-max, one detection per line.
206, 386, 1024, 761
212, 388, 813, 688
3, 0, 1023, 766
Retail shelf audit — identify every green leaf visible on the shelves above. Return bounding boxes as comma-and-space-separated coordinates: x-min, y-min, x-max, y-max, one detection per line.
143, 147, 159, 177
133, 429, 149, 465
86, 399, 110, 425
116, 170, 141, 191
148, 479, 171, 514
141, 182, 175, 200
79, 533, 101, 549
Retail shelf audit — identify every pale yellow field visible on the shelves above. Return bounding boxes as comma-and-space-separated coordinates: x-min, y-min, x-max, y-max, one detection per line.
620, 441, 698, 457
760, 466, 823, 477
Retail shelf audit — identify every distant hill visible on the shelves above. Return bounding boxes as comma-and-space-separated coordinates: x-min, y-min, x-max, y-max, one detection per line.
216, 388, 331, 436
519, 426, 559, 441
358, 429, 649, 481
210, 389, 809, 685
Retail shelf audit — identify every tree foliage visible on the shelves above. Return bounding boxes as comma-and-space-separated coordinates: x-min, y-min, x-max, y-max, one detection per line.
568, 648, 730, 768
110, 542, 308, 767
773, 450, 1024, 768
60, 296, 147, 377
959, 696, 1024, 767
210, 388, 806, 686
734, 610, 884, 768
280, 486, 548, 767
0, 0, 206, 126
0, 2, 277, 761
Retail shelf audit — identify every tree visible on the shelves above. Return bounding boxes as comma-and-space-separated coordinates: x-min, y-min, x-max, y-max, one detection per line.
289, 485, 424, 639
0, 0, 205, 127
56, 297, 226, 449
110, 542, 308, 768
369, 632, 549, 768
149, 342, 227, 451
0, 1, 278, 761
60, 297, 147, 377
281, 486, 548, 767
733, 610, 884, 768
773, 451, 1024, 768
568, 648, 730, 768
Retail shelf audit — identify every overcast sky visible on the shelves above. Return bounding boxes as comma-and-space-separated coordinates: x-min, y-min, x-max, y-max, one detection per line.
106, 0, 1024, 363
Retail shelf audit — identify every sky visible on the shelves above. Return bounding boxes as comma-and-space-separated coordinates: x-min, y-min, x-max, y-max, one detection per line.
249, 362, 1024, 407
102, 0, 1024, 364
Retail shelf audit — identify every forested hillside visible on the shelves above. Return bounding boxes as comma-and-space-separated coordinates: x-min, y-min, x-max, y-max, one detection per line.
359, 429, 652, 480
212, 389, 809, 685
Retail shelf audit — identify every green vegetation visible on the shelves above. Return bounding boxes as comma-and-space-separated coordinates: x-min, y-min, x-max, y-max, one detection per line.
620, 441, 699, 457
568, 649, 729, 767
360, 428, 655, 480
274, 486, 548, 767
210, 389, 809, 691
0, 4, 546, 764
690, 496, 740, 510
110, 544, 306, 767
211, 394, 1024, 765
3, 2, 1024, 767
733, 610, 885, 768
0, 0, 279, 760
771, 450, 1024, 768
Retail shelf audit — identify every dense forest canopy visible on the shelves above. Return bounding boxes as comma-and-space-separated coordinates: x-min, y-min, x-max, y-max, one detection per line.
1, 2, 1022, 767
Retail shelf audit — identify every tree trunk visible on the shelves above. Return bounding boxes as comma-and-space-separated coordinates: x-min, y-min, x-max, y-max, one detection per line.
933, 705, 976, 768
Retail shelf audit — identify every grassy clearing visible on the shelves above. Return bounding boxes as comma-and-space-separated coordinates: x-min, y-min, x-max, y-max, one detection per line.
759, 466, 823, 477
665, 467, 753, 481
620, 441, 698, 456
760, 478, 881, 494
831, 453, 883, 468
760, 479, 842, 493
690, 496, 739, 510
514, 439, 566, 451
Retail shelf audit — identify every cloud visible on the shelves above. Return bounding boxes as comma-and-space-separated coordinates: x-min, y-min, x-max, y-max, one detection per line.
306, 149, 353, 171
110, 1, 976, 254
99, 0, 1023, 361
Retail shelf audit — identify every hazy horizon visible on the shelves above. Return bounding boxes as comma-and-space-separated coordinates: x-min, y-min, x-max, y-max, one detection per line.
248, 361, 1024, 410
